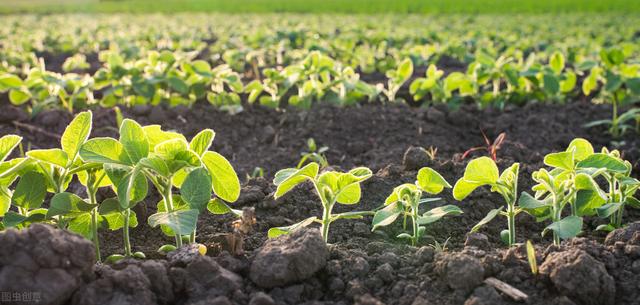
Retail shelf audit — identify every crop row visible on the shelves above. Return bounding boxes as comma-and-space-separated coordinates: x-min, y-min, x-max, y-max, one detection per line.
1, 48, 639, 137
0, 112, 637, 261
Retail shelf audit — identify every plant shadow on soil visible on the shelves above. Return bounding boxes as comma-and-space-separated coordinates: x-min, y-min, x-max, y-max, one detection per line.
1, 101, 639, 305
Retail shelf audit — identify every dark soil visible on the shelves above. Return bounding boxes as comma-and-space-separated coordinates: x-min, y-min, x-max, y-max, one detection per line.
1, 101, 640, 305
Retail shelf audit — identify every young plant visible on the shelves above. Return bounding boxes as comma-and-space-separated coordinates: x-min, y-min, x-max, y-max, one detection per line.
585, 148, 639, 231
453, 157, 520, 246
518, 139, 616, 245
462, 131, 506, 161
269, 162, 372, 243
371, 167, 462, 246
380, 58, 413, 102
297, 138, 329, 169
80, 119, 241, 252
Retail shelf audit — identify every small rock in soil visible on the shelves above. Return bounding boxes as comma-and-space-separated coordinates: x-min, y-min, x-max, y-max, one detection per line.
605, 222, 640, 246
0, 224, 95, 305
0, 105, 27, 123
72, 264, 156, 305
464, 286, 504, 305
167, 243, 202, 267
355, 293, 385, 305
464, 232, 490, 250
250, 228, 328, 288
540, 249, 615, 305
415, 246, 435, 265
403, 146, 432, 171
249, 292, 275, 305
436, 253, 485, 293
177, 255, 242, 303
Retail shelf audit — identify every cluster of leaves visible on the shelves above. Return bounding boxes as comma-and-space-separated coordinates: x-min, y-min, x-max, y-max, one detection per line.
0, 111, 244, 261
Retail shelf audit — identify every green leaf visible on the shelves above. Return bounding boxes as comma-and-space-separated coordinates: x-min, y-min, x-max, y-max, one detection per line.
0, 135, 22, 163
461, 157, 499, 184
61, 111, 92, 161
207, 198, 242, 217
167, 76, 189, 94
12, 171, 46, 210
67, 213, 93, 239
201, 151, 240, 203
526, 240, 538, 275
519, 192, 550, 219
268, 216, 317, 238
273, 162, 319, 199
8, 90, 30, 105
47, 192, 96, 218
143, 125, 186, 149
543, 74, 560, 95
471, 207, 503, 232
105, 164, 148, 208
139, 157, 170, 177
567, 138, 594, 162
371, 202, 403, 231
416, 167, 451, 195
0, 74, 23, 89
549, 52, 565, 74
119, 119, 149, 164
190, 129, 215, 157
148, 209, 199, 236
102, 209, 138, 231
26, 149, 69, 168
543, 216, 582, 240
544, 151, 574, 170
417, 205, 463, 224
0, 194, 10, 217
596, 202, 623, 218
453, 179, 483, 201
80, 137, 130, 165
181, 168, 212, 211
577, 153, 627, 173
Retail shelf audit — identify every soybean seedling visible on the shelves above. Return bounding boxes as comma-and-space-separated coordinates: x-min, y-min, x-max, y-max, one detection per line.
269, 162, 372, 243
372, 167, 462, 246
297, 138, 329, 169
453, 157, 520, 246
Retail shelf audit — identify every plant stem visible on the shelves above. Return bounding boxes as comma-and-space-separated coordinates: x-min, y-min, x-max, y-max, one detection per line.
87, 182, 101, 262
411, 209, 419, 247
123, 208, 132, 257
320, 203, 334, 243
506, 203, 516, 246
189, 231, 196, 244
611, 95, 619, 138
162, 179, 182, 248
552, 206, 561, 246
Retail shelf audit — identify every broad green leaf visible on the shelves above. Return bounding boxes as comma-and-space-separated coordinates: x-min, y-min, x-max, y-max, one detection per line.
543, 216, 583, 240
27, 149, 69, 168
3, 209, 47, 228
201, 151, 240, 203
8, 90, 30, 105
543, 74, 560, 95
207, 198, 242, 217
544, 151, 574, 170
12, 171, 46, 210
80, 137, 130, 164
139, 157, 170, 177
148, 209, 199, 236
119, 119, 149, 163
0, 135, 22, 163
142, 125, 186, 149
104, 164, 148, 208
567, 138, 593, 162
0, 194, 10, 217
416, 167, 451, 195
335, 182, 362, 205
273, 163, 319, 199
0, 74, 23, 89
330, 211, 371, 221
549, 52, 565, 74
471, 207, 503, 232
267, 216, 317, 238
417, 205, 463, 224
67, 213, 93, 239
181, 168, 212, 211
453, 179, 482, 201
47, 192, 96, 218
371, 202, 404, 231
577, 154, 627, 173
462, 157, 499, 184
519, 192, 550, 219
348, 167, 373, 181
61, 111, 92, 161
98, 197, 124, 214
189, 129, 215, 156
596, 202, 623, 218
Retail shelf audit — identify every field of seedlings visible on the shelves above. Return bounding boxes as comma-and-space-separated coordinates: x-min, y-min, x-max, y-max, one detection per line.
0, 3, 639, 305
